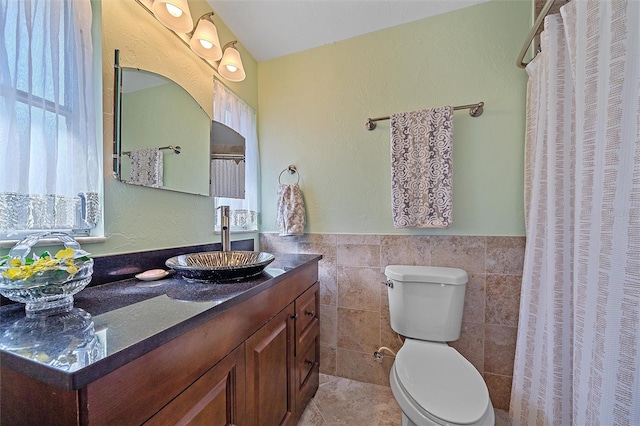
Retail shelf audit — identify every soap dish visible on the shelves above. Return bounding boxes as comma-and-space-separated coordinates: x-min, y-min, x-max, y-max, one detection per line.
135, 269, 169, 281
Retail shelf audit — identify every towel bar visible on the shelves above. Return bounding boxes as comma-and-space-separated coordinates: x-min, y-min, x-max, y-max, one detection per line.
365, 102, 484, 131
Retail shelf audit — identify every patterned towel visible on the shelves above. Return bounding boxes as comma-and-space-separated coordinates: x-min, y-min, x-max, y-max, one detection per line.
390, 106, 453, 228
128, 147, 163, 188
276, 183, 305, 236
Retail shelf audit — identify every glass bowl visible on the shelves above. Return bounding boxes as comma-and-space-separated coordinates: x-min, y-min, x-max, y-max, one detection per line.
0, 232, 93, 315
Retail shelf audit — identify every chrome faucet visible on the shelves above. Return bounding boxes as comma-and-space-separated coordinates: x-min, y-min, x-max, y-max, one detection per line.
218, 205, 231, 252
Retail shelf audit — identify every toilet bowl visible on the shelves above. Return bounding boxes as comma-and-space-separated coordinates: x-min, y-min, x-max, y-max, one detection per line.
384, 265, 495, 426
389, 340, 494, 426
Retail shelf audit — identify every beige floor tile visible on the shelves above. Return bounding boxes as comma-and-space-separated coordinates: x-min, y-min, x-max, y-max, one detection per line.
298, 374, 511, 426
298, 374, 401, 426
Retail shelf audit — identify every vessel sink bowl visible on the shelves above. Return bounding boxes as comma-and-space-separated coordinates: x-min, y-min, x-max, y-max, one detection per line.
165, 251, 275, 282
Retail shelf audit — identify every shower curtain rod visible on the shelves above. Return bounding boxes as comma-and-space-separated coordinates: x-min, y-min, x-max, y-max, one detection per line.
212, 153, 245, 160
516, 0, 559, 68
364, 101, 484, 131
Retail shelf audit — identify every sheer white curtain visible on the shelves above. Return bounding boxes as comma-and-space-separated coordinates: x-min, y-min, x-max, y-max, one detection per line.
511, 1, 640, 425
212, 79, 259, 231
0, 0, 99, 238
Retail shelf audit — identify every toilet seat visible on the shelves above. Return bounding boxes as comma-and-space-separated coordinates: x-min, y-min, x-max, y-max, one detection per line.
393, 339, 491, 425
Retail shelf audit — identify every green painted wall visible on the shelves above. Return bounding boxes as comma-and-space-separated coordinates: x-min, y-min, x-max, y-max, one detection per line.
258, 0, 530, 236
2, 0, 529, 258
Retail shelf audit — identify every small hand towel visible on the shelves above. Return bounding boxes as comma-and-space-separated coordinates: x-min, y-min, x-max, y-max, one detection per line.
128, 147, 163, 188
390, 106, 453, 228
276, 183, 306, 236
211, 159, 245, 199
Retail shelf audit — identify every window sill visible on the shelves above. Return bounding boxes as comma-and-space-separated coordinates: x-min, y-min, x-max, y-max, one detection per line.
0, 236, 107, 249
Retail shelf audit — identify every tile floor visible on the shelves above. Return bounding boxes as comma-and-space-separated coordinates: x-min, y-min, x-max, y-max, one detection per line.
298, 374, 511, 426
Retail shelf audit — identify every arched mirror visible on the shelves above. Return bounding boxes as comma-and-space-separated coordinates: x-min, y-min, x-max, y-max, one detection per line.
113, 52, 245, 197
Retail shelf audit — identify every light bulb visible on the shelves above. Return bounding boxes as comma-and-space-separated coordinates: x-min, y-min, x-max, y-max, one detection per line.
165, 3, 183, 18
199, 39, 213, 49
225, 64, 238, 73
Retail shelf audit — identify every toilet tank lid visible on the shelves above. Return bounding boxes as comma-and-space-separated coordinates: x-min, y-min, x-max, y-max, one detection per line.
385, 265, 468, 285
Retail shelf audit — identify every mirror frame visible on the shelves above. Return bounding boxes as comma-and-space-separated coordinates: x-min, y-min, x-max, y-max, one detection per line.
113, 50, 122, 179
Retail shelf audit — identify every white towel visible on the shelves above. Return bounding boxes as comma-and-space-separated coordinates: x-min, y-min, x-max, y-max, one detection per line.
390, 106, 453, 228
276, 183, 305, 236
211, 159, 245, 199
128, 147, 163, 188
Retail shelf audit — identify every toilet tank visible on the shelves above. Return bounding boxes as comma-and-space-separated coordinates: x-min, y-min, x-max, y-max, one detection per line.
385, 265, 467, 342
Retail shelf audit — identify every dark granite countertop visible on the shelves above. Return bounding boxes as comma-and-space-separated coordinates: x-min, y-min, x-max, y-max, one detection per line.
0, 252, 321, 391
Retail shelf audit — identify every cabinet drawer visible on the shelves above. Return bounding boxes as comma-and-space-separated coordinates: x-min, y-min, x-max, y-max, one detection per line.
296, 322, 319, 388
295, 320, 319, 419
295, 282, 319, 339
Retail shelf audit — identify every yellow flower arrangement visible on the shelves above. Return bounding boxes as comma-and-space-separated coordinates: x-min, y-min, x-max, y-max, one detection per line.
0, 247, 91, 283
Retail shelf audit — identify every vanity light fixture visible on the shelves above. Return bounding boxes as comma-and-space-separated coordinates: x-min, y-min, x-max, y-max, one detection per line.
189, 13, 223, 61
151, 0, 193, 33
138, 0, 246, 82
218, 42, 246, 82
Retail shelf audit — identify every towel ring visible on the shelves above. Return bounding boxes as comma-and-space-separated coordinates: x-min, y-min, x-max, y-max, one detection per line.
278, 165, 300, 184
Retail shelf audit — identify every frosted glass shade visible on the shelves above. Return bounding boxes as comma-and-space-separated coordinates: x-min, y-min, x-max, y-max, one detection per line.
190, 18, 223, 61
152, 0, 193, 33
218, 46, 246, 82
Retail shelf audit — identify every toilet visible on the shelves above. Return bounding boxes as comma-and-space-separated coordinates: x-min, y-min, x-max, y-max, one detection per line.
385, 265, 494, 426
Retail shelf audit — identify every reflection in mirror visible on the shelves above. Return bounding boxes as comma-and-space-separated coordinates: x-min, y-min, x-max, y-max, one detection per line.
114, 62, 210, 195
210, 121, 245, 199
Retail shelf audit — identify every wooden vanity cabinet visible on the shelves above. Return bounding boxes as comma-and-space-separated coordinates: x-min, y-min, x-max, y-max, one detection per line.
243, 281, 320, 426
0, 259, 320, 426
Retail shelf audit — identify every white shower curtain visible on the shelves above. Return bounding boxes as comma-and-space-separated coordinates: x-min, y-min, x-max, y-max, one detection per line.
511, 1, 640, 425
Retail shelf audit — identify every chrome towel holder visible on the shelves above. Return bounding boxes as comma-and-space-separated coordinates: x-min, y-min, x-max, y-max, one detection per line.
278, 165, 300, 184
365, 101, 484, 131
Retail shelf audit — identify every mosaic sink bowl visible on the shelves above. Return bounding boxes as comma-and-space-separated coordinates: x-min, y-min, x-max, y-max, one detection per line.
165, 251, 275, 283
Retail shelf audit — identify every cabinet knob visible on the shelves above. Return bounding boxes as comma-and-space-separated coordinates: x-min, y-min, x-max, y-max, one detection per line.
305, 359, 315, 366
304, 310, 315, 317
290, 313, 298, 319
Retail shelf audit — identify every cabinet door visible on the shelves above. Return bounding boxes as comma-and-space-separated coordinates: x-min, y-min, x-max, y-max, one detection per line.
294, 282, 320, 419
245, 305, 295, 426
145, 344, 246, 426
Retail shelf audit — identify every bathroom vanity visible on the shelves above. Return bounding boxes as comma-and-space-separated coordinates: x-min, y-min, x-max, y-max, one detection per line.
0, 252, 321, 425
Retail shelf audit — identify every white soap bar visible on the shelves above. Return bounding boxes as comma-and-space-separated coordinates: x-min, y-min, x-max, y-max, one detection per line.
135, 269, 169, 281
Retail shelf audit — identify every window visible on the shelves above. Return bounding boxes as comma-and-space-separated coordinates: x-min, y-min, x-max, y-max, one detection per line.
0, 0, 100, 240
212, 79, 259, 232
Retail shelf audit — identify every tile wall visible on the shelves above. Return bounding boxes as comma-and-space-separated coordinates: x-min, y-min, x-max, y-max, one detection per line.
259, 233, 525, 411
